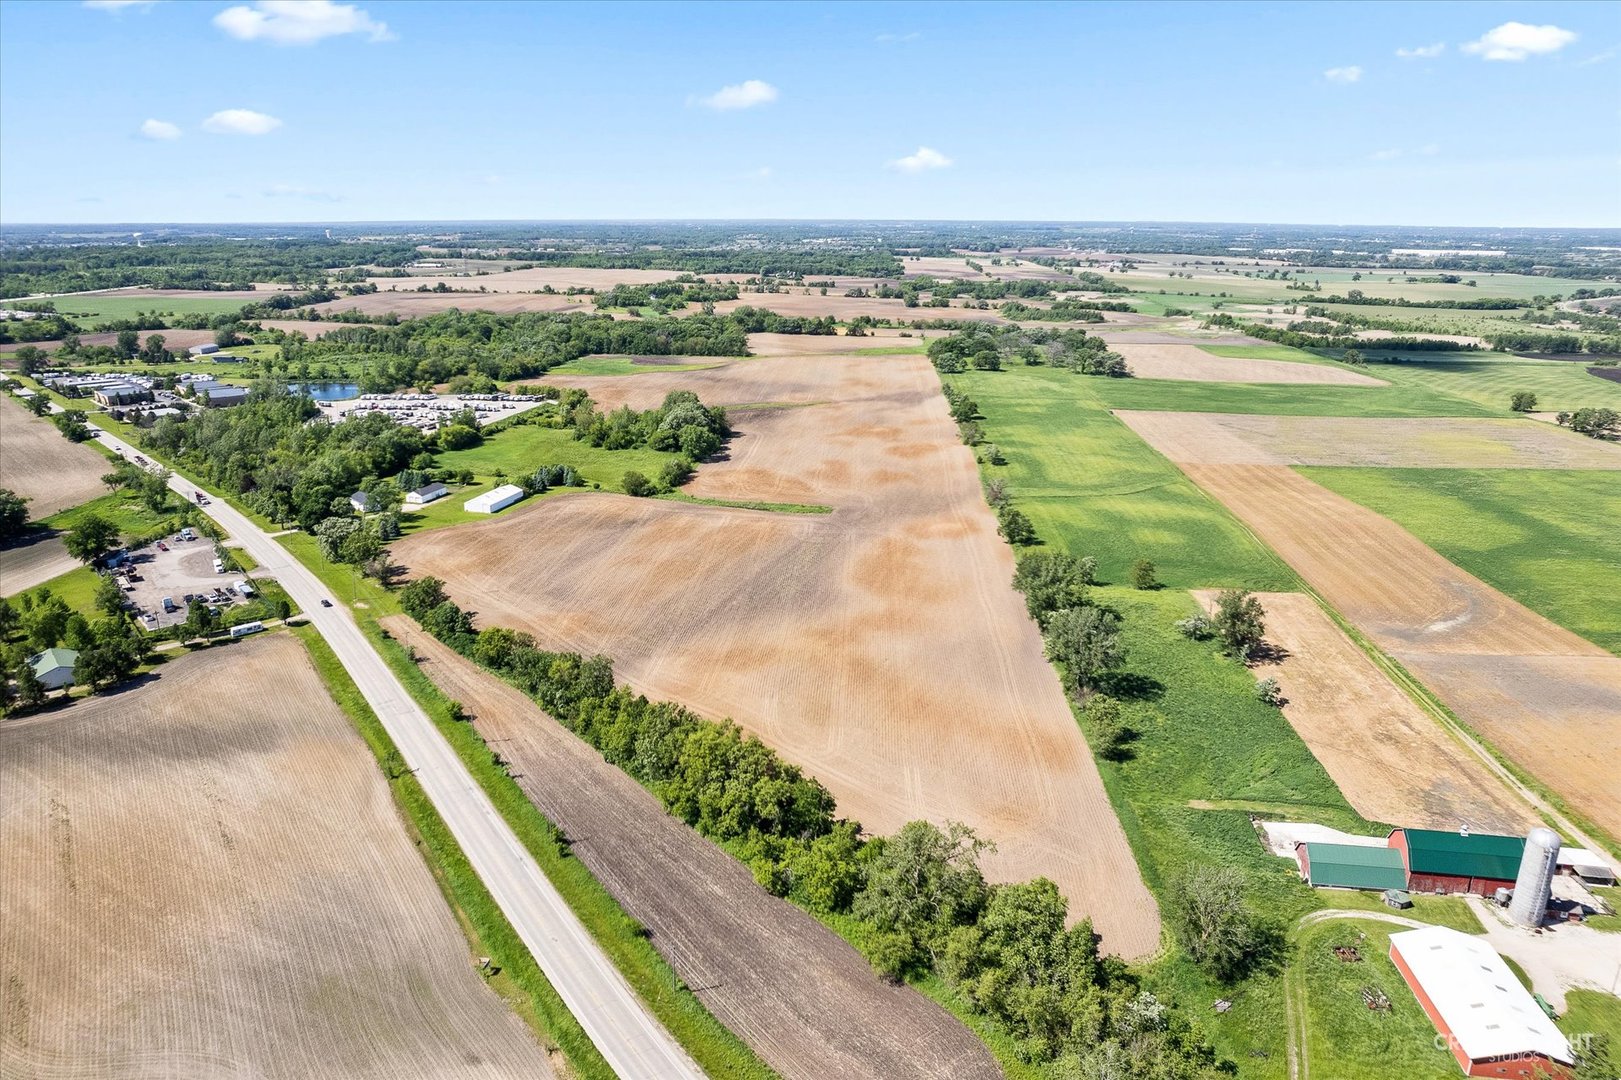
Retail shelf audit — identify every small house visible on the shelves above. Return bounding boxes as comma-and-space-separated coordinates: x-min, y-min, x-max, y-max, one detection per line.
405, 482, 449, 506
28, 648, 79, 690
349, 490, 378, 513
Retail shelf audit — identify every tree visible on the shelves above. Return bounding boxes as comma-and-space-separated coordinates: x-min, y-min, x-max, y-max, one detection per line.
983, 477, 1010, 507
622, 470, 656, 497
25, 393, 51, 417
115, 329, 140, 359
400, 576, 449, 619
181, 600, 219, 642
13, 344, 46, 376
854, 820, 991, 960
52, 410, 92, 442
0, 488, 28, 539
1043, 606, 1125, 693
63, 514, 119, 564
1211, 589, 1266, 660
1012, 552, 1090, 626
998, 505, 1037, 545
313, 516, 360, 562
1079, 694, 1131, 760
1341, 348, 1364, 366
1509, 390, 1538, 413
138, 469, 173, 514
139, 333, 170, 364
1130, 558, 1156, 590
14, 662, 47, 707
1167, 866, 1278, 982
94, 573, 126, 617
1567, 407, 1619, 439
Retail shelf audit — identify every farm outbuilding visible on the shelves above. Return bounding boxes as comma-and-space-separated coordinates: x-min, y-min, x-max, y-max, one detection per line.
1295, 842, 1408, 890
28, 648, 79, 690
198, 385, 248, 408
406, 482, 449, 506
1389, 926, 1572, 1078
1390, 829, 1524, 897
187, 343, 220, 356
463, 484, 523, 515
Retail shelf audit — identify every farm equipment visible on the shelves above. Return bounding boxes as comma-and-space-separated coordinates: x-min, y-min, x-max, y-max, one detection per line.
1361, 987, 1391, 1011
1332, 945, 1363, 963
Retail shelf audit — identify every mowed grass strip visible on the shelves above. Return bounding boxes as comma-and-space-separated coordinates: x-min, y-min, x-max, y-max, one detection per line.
955, 366, 1296, 590
1298, 467, 1621, 654
1086, 374, 1496, 418
1365, 357, 1621, 414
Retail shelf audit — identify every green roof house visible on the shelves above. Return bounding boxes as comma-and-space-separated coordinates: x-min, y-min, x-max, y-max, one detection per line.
1390, 828, 1526, 896
1296, 842, 1409, 891
29, 647, 79, 691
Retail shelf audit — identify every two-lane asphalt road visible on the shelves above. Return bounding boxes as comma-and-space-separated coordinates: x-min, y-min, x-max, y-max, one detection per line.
93, 427, 703, 1080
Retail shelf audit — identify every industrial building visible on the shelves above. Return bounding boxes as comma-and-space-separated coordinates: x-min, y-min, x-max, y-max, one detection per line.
1391, 829, 1525, 897
1388, 926, 1572, 1078
464, 484, 524, 514
406, 482, 449, 505
92, 382, 154, 407
197, 384, 249, 408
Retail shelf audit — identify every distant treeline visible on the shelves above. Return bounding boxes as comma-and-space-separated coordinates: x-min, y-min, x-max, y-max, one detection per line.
1203, 313, 1479, 352
1303, 293, 1521, 310
517, 249, 904, 278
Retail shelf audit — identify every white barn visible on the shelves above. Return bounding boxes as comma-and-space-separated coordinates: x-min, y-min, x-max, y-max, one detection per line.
464, 484, 524, 515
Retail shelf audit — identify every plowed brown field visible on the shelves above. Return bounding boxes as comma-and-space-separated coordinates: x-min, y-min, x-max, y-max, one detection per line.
1191, 591, 1535, 834
386, 617, 1001, 1080
396, 350, 1160, 958
312, 291, 596, 319
1113, 344, 1387, 386
1178, 464, 1621, 843
1117, 411, 1621, 469
0, 634, 554, 1079
0, 393, 107, 518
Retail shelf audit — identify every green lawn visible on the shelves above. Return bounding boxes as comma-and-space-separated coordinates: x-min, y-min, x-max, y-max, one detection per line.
1299, 468, 1621, 654
1086, 374, 1496, 418
43, 489, 184, 544
14, 564, 103, 618
1312, 890, 1483, 934
1561, 989, 1621, 1062
547, 355, 727, 376
1292, 919, 1460, 1080
1367, 358, 1621, 414
955, 366, 1297, 590
434, 423, 680, 494
4, 292, 255, 324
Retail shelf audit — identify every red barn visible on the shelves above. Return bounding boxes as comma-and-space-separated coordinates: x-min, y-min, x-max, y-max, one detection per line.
1389, 828, 1523, 897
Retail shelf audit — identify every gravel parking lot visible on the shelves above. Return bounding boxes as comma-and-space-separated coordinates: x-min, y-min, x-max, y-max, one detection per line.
115, 533, 255, 629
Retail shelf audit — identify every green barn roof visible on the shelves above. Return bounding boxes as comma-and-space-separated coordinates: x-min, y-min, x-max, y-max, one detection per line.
1302, 843, 1408, 890
1403, 829, 1524, 881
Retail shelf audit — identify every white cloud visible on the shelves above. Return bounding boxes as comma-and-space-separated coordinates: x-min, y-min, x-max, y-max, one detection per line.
140, 118, 181, 140
84, 1, 156, 11
1369, 143, 1441, 162
1462, 22, 1576, 61
875, 31, 920, 43
264, 182, 340, 201
201, 108, 283, 135
1323, 65, 1363, 84
693, 79, 778, 110
214, 0, 393, 45
1369, 148, 1402, 161
1395, 42, 1445, 59
1575, 47, 1616, 68
888, 146, 952, 173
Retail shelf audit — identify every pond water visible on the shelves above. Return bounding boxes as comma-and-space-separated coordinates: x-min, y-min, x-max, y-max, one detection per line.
288, 381, 361, 401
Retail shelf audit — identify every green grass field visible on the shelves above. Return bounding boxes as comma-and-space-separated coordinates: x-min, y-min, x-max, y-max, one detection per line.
547, 355, 728, 376
4, 292, 255, 324
1299, 468, 1621, 654
955, 366, 1297, 590
433, 424, 680, 495
42, 489, 182, 542
1200, 344, 1340, 366
1562, 989, 1621, 1061
1086, 373, 1496, 418
1366, 358, 1621, 414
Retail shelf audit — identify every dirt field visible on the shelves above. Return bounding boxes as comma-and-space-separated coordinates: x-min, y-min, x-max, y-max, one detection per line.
1174, 464, 1621, 845
0, 393, 108, 518
1112, 344, 1387, 385
1115, 411, 1621, 469
311, 290, 596, 320
0, 534, 75, 597
711, 292, 1009, 324
256, 318, 378, 339
398, 350, 1161, 958
364, 267, 681, 292
0, 634, 554, 1079
386, 618, 1000, 1080
1190, 591, 1535, 834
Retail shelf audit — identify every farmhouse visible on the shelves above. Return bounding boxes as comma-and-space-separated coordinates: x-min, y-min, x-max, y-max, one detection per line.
405, 482, 449, 506
349, 490, 378, 513
1390, 829, 1524, 897
1388, 926, 1572, 1078
1295, 842, 1408, 890
464, 484, 524, 514
28, 648, 79, 690
92, 382, 154, 407
197, 385, 248, 408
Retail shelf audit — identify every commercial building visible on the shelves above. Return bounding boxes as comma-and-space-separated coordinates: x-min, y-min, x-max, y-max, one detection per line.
197, 384, 249, 408
1390, 829, 1524, 897
1388, 926, 1571, 1078
92, 382, 154, 407
1295, 842, 1408, 891
406, 482, 449, 505
464, 483, 524, 514
28, 648, 79, 690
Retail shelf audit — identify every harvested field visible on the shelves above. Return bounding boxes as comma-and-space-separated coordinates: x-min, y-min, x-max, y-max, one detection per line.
386, 618, 1001, 1080
364, 267, 681, 292
311, 290, 595, 320
257, 318, 377, 339
0, 533, 75, 597
711, 292, 1007, 324
1093, 326, 1269, 346
1355, 328, 1484, 348
1113, 344, 1386, 385
1, 328, 220, 356
1190, 591, 1535, 834
0, 633, 553, 1079
1115, 411, 1621, 469
399, 351, 1160, 958
1175, 463, 1621, 846
0, 393, 107, 518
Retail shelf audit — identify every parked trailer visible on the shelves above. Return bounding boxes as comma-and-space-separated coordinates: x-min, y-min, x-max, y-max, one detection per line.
229, 621, 264, 638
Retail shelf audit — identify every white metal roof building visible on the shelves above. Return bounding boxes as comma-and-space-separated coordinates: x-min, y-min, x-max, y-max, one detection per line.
464, 484, 524, 514
1388, 926, 1572, 1078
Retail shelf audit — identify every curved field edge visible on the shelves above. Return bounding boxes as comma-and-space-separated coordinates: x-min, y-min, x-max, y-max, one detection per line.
353, 621, 779, 1080
291, 626, 610, 1079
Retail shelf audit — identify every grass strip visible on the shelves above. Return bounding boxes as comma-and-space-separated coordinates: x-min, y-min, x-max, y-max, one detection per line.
655, 492, 833, 514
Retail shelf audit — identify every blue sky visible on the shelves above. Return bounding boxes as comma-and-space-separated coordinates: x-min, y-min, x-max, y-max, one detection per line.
1, 0, 1616, 226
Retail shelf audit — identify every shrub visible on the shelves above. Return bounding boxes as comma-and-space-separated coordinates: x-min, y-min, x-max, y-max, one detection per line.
983, 477, 1011, 507
1175, 613, 1213, 640
658, 458, 694, 490
1167, 866, 1280, 983
997, 506, 1037, 545
1212, 589, 1266, 660
1080, 694, 1132, 761
1043, 606, 1125, 693
981, 443, 1006, 466
1255, 677, 1285, 706
1509, 390, 1538, 413
621, 470, 656, 497
1130, 558, 1157, 590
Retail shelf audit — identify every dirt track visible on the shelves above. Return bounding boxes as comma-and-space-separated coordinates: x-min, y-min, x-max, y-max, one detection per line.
1116, 411, 1621, 469
1191, 591, 1535, 834
0, 393, 107, 518
386, 617, 1002, 1080
1113, 344, 1387, 386
0, 634, 554, 1079
1178, 464, 1621, 844
397, 350, 1161, 958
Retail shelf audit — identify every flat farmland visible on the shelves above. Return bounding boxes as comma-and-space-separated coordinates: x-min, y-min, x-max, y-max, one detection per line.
0, 634, 554, 1079
363, 266, 682, 292
1175, 462, 1621, 849
1114, 411, 1621, 469
711, 292, 1008, 323
8, 287, 269, 323
0, 392, 107, 518
1113, 344, 1387, 386
397, 350, 1161, 958
1368, 357, 1621, 414
1190, 590, 1535, 834
0, 534, 74, 597
386, 618, 1000, 1080
312, 290, 596, 320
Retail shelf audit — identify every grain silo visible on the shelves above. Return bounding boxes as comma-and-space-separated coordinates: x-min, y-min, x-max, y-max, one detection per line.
1507, 827, 1560, 928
